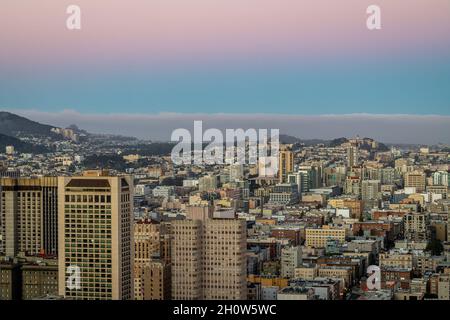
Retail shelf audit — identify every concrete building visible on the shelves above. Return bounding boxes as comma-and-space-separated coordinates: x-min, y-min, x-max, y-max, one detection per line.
198, 175, 218, 192
361, 180, 381, 201
405, 171, 426, 193
404, 213, 429, 241
347, 145, 358, 169
268, 184, 299, 205
57, 170, 133, 300
0, 260, 21, 300
0, 177, 58, 257
278, 147, 294, 183
133, 219, 171, 300
21, 262, 58, 300
171, 206, 247, 300
305, 226, 346, 248
280, 246, 302, 278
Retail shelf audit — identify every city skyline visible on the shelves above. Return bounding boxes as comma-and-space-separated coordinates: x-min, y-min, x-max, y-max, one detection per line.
5, 109, 450, 145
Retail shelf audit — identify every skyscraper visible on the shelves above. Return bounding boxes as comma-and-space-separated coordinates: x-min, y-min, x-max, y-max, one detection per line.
171, 205, 247, 300
57, 170, 133, 300
133, 219, 171, 300
0, 177, 58, 257
361, 180, 381, 201
279, 146, 294, 183
347, 145, 358, 169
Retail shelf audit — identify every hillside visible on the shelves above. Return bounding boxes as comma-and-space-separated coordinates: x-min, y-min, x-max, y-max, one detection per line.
0, 133, 51, 154
0, 111, 58, 138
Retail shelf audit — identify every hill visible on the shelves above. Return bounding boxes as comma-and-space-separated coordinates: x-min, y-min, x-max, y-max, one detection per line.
0, 133, 51, 154
0, 111, 58, 138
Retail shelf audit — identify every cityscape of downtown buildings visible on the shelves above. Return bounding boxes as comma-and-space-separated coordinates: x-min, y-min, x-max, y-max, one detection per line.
1, 127, 450, 301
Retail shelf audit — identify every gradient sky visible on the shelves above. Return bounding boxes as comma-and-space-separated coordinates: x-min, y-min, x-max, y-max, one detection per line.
1, 0, 450, 115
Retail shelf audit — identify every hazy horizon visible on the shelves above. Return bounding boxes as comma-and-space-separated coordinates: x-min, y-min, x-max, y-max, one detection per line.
5, 109, 450, 145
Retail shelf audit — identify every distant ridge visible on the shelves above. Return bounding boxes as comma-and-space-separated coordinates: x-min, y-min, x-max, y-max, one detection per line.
0, 111, 58, 138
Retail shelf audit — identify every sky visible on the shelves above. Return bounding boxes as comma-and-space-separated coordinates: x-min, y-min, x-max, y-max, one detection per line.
1, 0, 450, 142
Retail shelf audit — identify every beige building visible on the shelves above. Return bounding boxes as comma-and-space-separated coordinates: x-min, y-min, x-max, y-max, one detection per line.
317, 266, 352, 288
405, 171, 426, 193
328, 198, 363, 219
278, 147, 294, 183
171, 206, 247, 300
0, 261, 20, 300
294, 266, 318, 280
404, 213, 429, 241
171, 219, 203, 300
438, 274, 450, 300
280, 246, 302, 279
305, 226, 346, 248
133, 220, 171, 300
141, 260, 171, 300
57, 170, 133, 300
0, 177, 58, 257
22, 262, 58, 300
379, 251, 413, 269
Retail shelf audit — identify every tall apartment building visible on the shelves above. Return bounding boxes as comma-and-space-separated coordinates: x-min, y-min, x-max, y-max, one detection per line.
404, 213, 429, 241
347, 145, 358, 169
361, 180, 381, 201
171, 206, 247, 300
345, 176, 361, 197
141, 260, 171, 300
405, 171, 426, 193
280, 246, 302, 278
279, 147, 294, 183
198, 175, 218, 192
0, 177, 58, 257
134, 219, 171, 300
57, 170, 133, 300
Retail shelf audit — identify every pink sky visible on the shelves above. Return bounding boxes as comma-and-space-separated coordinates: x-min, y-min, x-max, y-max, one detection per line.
1, 0, 450, 69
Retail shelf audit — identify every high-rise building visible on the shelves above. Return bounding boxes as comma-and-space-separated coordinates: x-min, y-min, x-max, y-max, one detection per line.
171, 205, 247, 300
0, 177, 58, 257
141, 260, 171, 300
280, 246, 302, 278
198, 175, 218, 192
57, 170, 133, 300
345, 175, 361, 196
361, 180, 381, 201
278, 147, 294, 183
432, 171, 449, 187
268, 183, 299, 205
289, 169, 312, 194
229, 164, 244, 182
404, 213, 429, 241
133, 219, 171, 300
5, 146, 15, 155
171, 219, 203, 300
405, 171, 426, 193
347, 145, 358, 169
